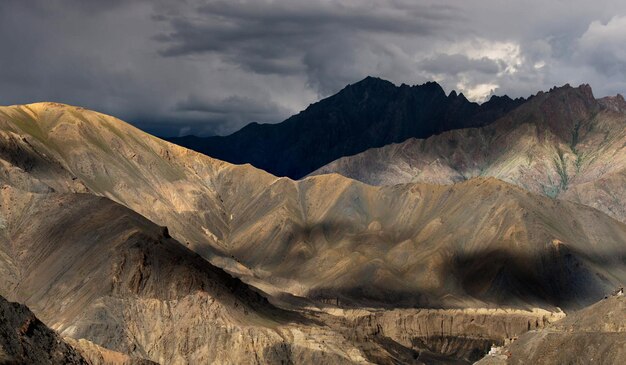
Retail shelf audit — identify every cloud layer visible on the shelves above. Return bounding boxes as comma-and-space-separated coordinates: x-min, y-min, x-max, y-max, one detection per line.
1, 0, 626, 136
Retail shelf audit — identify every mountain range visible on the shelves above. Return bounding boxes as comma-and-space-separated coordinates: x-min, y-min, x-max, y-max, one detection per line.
0, 77, 625, 364
168, 77, 524, 179
2, 102, 624, 311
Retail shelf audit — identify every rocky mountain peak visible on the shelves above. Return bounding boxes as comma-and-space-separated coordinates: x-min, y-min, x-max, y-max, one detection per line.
599, 93, 626, 113
542, 83, 597, 103
578, 83, 595, 100
347, 75, 396, 91
167, 77, 523, 178
515, 83, 600, 139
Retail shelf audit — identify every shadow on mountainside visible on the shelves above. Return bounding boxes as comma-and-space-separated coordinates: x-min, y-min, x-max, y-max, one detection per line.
452, 245, 625, 310
301, 242, 625, 311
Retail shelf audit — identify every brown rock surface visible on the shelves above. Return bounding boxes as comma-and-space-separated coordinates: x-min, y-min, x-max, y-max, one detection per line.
0, 294, 88, 364
64, 337, 170, 365
0, 187, 376, 364
0, 184, 569, 364
334, 306, 565, 362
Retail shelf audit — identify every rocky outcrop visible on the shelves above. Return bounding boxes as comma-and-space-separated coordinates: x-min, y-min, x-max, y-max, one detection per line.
598, 94, 626, 113
64, 338, 157, 365
0, 295, 88, 365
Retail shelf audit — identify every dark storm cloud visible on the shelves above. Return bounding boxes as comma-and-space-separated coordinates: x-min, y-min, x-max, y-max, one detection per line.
0, 0, 126, 13
158, 1, 457, 58
154, 0, 463, 93
172, 94, 291, 135
177, 94, 285, 116
1, 0, 626, 136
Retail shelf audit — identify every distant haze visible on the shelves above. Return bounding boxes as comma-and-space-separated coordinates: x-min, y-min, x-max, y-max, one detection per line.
1, 0, 626, 136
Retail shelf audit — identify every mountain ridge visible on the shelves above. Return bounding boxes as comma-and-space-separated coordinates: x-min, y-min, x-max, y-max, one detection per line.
167, 76, 525, 179
310, 83, 626, 223
0, 186, 380, 364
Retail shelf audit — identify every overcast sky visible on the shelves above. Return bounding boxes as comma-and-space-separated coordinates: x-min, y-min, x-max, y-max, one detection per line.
1, 0, 626, 136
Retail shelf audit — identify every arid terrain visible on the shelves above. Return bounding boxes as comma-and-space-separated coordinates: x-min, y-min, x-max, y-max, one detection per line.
3, 0, 626, 363
0, 88, 625, 364
477, 293, 626, 364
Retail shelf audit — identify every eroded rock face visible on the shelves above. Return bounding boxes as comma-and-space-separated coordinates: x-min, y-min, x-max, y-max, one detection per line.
325, 307, 565, 363
599, 94, 626, 113
64, 338, 157, 365
0, 180, 573, 364
2, 282, 565, 365
0, 188, 375, 364
476, 295, 626, 364
0, 295, 88, 365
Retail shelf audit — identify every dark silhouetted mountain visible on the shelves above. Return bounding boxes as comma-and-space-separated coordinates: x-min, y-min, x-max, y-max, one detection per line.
167, 76, 525, 178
